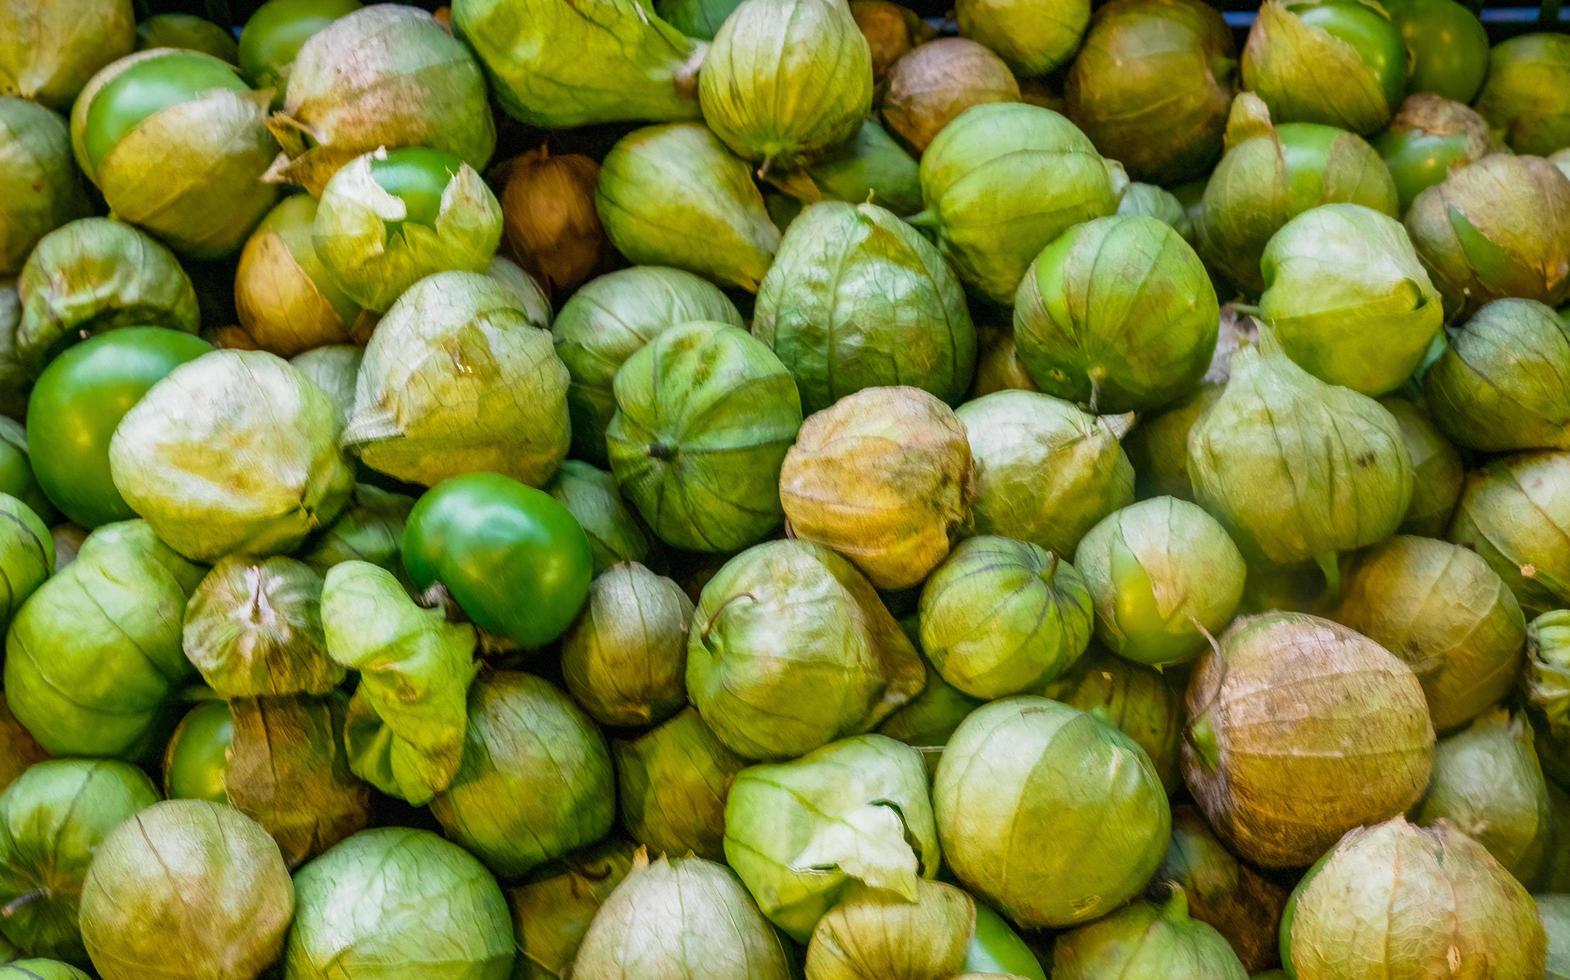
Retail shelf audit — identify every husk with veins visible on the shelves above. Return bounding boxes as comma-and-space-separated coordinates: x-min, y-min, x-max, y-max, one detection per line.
722, 734, 940, 943
1380, 395, 1463, 537
266, 4, 496, 196
313, 152, 503, 314
1448, 451, 1570, 616
1240, 0, 1397, 136
508, 839, 638, 980
343, 269, 569, 489
0, 493, 51, 633
236, 197, 367, 358
545, 461, 652, 574
0, 0, 133, 111
1181, 612, 1435, 869
1049, 886, 1249, 979
882, 38, 1020, 154
1157, 805, 1287, 972
614, 706, 746, 861
0, 98, 89, 277
1041, 645, 1185, 791
1424, 298, 1570, 453
804, 879, 975, 980
561, 562, 693, 728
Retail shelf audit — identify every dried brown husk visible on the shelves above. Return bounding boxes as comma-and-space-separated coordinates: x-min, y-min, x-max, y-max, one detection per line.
500, 146, 605, 297
1158, 805, 1287, 972
850, 0, 932, 88
780, 386, 974, 590
883, 39, 1020, 152
232, 195, 367, 357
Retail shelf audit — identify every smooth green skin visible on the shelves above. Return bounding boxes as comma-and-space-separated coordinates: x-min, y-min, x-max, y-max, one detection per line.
963, 903, 1048, 980
1375, 126, 1478, 213
162, 700, 232, 805
26, 328, 212, 529
0, 759, 159, 965
238, 0, 362, 87
81, 51, 248, 175
134, 15, 239, 62
369, 147, 464, 230
1385, 0, 1488, 102
403, 472, 593, 649
1288, 2, 1407, 111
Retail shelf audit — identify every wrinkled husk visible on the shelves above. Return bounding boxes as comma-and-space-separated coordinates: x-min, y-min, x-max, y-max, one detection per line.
1182, 613, 1435, 868
4, 521, 202, 759
225, 694, 370, 868
883, 39, 1019, 153
1157, 806, 1288, 972
957, 390, 1134, 556
268, 5, 496, 196
1065, 0, 1236, 184
1126, 384, 1221, 502
299, 482, 413, 576
699, 0, 872, 172
553, 266, 742, 465
1426, 298, 1570, 452
320, 561, 478, 805
756, 203, 976, 414
724, 735, 938, 941
1195, 94, 1397, 296
0, 495, 50, 634
851, 0, 930, 84
1116, 181, 1195, 241
607, 322, 802, 552
0, 418, 52, 525
955, 0, 1089, 76
799, 119, 923, 217
1405, 154, 1570, 319
805, 879, 975, 980
876, 658, 984, 767
546, 461, 651, 574
0, 0, 133, 110
430, 672, 614, 878
970, 327, 1040, 398
15, 218, 200, 375
1414, 708, 1550, 883
1474, 32, 1570, 157
290, 344, 361, 417
73, 51, 279, 259
575, 854, 791, 979
912, 103, 1118, 304
1074, 497, 1245, 667
509, 839, 638, 980
1188, 344, 1413, 567
182, 556, 342, 698
343, 270, 567, 488
1336, 535, 1525, 732
615, 707, 746, 861
562, 563, 692, 727
501, 147, 604, 296
1374, 93, 1498, 211
781, 387, 973, 590
134, 14, 238, 60
234, 195, 365, 356
1448, 451, 1570, 615
934, 697, 1170, 928
1283, 817, 1546, 979
285, 828, 513, 978
109, 350, 355, 561
596, 123, 781, 292
1050, 887, 1248, 979
453, 0, 704, 130
0, 99, 88, 277
687, 540, 926, 759
1380, 396, 1463, 536
1527, 611, 1570, 779
1041, 645, 1185, 791
0, 759, 158, 964
1259, 203, 1443, 396
1240, 0, 1403, 135
78, 800, 293, 980
0, 287, 25, 418
1015, 214, 1219, 413
919, 536, 1093, 698
313, 151, 503, 314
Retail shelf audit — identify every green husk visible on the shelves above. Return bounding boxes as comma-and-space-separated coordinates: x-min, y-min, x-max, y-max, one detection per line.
561, 563, 693, 727
615, 707, 746, 861
0, 0, 133, 110
508, 840, 638, 980
804, 879, 975, 980
1041, 645, 1185, 791
1157, 805, 1289, 972
545, 461, 652, 573
1240, 0, 1404, 135
1474, 32, 1570, 156
1050, 886, 1248, 979
1448, 451, 1570, 616
1380, 396, 1463, 536
1425, 298, 1570, 452
0, 99, 88, 277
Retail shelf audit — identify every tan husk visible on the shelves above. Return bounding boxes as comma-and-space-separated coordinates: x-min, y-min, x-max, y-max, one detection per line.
500, 146, 605, 296
882, 38, 1020, 152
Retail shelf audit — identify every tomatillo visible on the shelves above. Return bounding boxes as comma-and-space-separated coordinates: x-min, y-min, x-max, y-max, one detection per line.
964, 903, 1048, 980
368, 146, 464, 231
1384, 0, 1488, 103
238, 0, 363, 89
1288, 1, 1408, 112
403, 472, 593, 649
26, 327, 212, 528
162, 699, 233, 804
80, 52, 250, 177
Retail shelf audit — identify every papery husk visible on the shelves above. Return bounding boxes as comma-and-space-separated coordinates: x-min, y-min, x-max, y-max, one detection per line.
574, 853, 792, 979
1336, 535, 1525, 732
1426, 298, 1570, 452
1283, 817, 1546, 979
344, 269, 567, 489
780, 386, 973, 590
754, 202, 976, 414
0, 99, 89, 277
1380, 395, 1463, 536
509, 839, 638, 980
267, 4, 496, 196
954, 0, 1089, 76
933, 697, 1170, 928
500, 147, 604, 297
596, 123, 781, 292
851, 0, 930, 85
1374, 93, 1498, 211
562, 563, 693, 727
1542, 892, 1570, 979
290, 344, 362, 417
546, 461, 652, 574
1405, 153, 1570, 319
15, 218, 199, 375
1157, 806, 1288, 972
805, 879, 975, 980
1041, 644, 1185, 791
1448, 451, 1570, 616
1126, 384, 1221, 502
687, 540, 926, 760
134, 14, 238, 61
957, 389, 1134, 557
658, 0, 745, 39
0, 699, 47, 794
800, 118, 923, 216
614, 707, 745, 861
1240, 0, 1402, 135
1182, 612, 1435, 868
0, 494, 51, 634
882, 39, 1019, 153
0, 287, 26, 419
299, 482, 412, 576
234, 195, 365, 356
875, 656, 983, 769
1116, 182, 1195, 241
1065, 0, 1236, 184
970, 328, 1040, 398
0, 0, 133, 110
1050, 886, 1249, 979
1475, 32, 1570, 157
452, 0, 704, 130
225, 694, 370, 868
